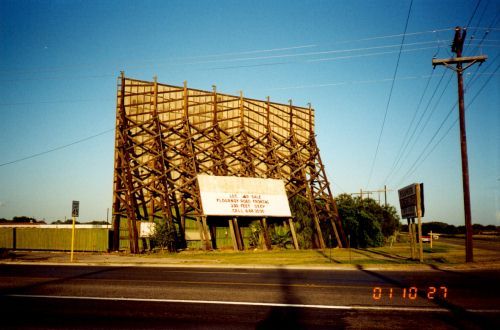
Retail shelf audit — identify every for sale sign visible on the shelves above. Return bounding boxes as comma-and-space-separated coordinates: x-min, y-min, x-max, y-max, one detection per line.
197, 175, 291, 217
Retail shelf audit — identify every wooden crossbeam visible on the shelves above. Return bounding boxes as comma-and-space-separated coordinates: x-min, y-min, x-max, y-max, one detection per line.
112, 75, 346, 252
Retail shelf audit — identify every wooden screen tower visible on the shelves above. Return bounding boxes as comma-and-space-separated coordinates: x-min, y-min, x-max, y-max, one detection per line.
112, 73, 346, 253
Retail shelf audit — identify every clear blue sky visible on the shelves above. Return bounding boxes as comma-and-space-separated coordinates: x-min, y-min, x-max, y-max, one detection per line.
0, 0, 498, 226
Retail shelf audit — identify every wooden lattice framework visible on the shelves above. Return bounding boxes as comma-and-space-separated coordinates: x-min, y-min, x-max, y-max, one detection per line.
112, 73, 346, 253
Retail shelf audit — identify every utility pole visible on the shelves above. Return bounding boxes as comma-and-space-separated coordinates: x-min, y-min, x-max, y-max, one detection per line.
432, 27, 487, 263
352, 187, 390, 206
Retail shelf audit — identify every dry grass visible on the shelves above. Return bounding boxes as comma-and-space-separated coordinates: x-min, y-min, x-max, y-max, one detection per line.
143, 241, 500, 266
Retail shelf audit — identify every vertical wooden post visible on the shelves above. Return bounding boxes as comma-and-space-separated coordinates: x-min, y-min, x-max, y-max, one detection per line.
416, 184, 424, 263
233, 218, 244, 250
112, 72, 125, 251
288, 218, 299, 250
201, 216, 211, 250
407, 218, 414, 260
229, 218, 239, 251
260, 218, 272, 250
196, 219, 206, 249
432, 28, 486, 262
210, 224, 217, 249
411, 219, 417, 260
384, 185, 387, 207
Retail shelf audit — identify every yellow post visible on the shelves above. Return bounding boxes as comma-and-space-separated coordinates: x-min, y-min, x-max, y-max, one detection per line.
70, 216, 76, 262
430, 230, 433, 249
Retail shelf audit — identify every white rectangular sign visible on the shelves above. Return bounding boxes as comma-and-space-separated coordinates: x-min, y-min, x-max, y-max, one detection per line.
197, 175, 292, 217
139, 221, 156, 238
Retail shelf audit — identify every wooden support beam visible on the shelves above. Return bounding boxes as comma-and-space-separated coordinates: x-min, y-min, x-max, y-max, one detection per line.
260, 218, 272, 250
201, 216, 212, 250
113, 75, 346, 253
209, 224, 217, 249
229, 218, 239, 251
233, 218, 244, 251
432, 55, 487, 67
288, 218, 299, 250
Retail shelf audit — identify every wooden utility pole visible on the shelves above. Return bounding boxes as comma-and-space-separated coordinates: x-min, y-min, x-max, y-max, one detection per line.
416, 184, 424, 263
352, 187, 390, 206
384, 185, 387, 207
432, 27, 487, 263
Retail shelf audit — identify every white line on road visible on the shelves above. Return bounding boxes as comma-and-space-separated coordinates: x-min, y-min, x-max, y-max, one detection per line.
7, 294, 500, 314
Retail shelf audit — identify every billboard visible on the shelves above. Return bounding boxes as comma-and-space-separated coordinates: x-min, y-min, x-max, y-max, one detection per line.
112, 74, 345, 252
197, 175, 291, 217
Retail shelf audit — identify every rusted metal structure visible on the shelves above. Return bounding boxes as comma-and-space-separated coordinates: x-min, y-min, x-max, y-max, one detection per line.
112, 73, 345, 253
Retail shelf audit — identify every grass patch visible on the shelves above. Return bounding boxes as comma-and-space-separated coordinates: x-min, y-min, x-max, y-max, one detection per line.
139, 239, 500, 266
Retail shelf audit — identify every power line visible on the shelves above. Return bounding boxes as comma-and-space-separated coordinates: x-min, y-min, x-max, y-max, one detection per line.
267, 73, 434, 91
400, 59, 499, 183
0, 73, 115, 83
388, 20, 499, 185
395, 53, 499, 186
366, 0, 413, 188
0, 128, 115, 168
0, 28, 474, 78
389, 71, 454, 185
466, 0, 483, 29
0, 97, 111, 107
383, 69, 436, 183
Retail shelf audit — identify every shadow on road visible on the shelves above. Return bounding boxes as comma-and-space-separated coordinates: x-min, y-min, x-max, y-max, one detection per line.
354, 264, 497, 329
360, 248, 409, 261
316, 249, 342, 263
256, 267, 304, 330
0, 266, 127, 296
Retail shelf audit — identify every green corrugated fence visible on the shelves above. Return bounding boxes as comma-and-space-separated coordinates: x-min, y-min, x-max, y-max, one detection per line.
0, 226, 110, 252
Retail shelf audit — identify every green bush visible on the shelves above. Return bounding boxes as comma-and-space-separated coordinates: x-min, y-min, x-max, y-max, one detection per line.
289, 195, 315, 249
150, 220, 177, 252
335, 194, 399, 248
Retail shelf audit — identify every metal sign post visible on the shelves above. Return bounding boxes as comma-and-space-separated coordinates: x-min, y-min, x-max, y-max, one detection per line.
70, 201, 79, 262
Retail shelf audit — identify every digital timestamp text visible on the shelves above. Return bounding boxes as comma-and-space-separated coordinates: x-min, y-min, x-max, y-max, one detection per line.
372, 286, 448, 300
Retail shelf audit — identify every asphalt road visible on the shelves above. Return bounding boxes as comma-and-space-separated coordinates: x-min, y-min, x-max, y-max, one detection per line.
0, 265, 499, 329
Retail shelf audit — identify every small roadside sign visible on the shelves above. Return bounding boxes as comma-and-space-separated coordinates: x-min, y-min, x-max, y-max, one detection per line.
398, 183, 424, 218
398, 183, 425, 263
72, 201, 79, 218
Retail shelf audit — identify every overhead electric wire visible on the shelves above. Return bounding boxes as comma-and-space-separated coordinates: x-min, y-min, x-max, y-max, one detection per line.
386, 70, 451, 184
395, 53, 500, 186
0, 128, 115, 168
0, 97, 111, 107
0, 73, 115, 83
388, 9, 498, 186
388, 71, 454, 185
0, 28, 470, 78
466, 0, 483, 29
399, 59, 500, 183
383, 32, 448, 183
464, 0, 489, 54
268, 73, 434, 91
382, 68, 436, 184
366, 0, 413, 188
